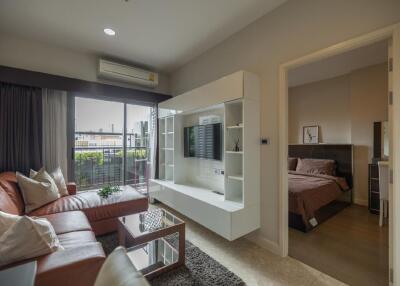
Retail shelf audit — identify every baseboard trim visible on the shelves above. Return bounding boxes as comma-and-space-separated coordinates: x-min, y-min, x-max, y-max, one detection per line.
245, 232, 282, 256
353, 198, 368, 206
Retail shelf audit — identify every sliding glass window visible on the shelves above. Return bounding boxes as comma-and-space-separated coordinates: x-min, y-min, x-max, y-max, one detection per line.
73, 97, 154, 192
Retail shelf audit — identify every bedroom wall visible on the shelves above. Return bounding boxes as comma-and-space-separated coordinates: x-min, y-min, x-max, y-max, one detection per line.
288, 63, 388, 206
288, 75, 351, 144
350, 63, 388, 206
168, 0, 400, 249
0, 33, 170, 95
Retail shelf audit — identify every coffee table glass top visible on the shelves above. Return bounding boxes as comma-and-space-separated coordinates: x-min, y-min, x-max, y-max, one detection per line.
119, 208, 184, 238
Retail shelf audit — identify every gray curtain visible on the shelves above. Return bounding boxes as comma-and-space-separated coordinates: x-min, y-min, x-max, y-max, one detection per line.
0, 83, 42, 174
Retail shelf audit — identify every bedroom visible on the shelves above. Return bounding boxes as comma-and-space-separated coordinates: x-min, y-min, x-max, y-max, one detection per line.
287, 40, 390, 285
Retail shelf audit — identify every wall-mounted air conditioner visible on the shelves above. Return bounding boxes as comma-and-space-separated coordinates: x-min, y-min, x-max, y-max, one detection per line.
98, 59, 159, 87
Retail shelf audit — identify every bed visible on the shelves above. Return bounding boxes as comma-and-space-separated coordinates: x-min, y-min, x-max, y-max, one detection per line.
288, 144, 353, 232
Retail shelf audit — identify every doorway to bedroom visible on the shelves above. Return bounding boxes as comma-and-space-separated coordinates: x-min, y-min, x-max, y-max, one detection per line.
286, 39, 391, 285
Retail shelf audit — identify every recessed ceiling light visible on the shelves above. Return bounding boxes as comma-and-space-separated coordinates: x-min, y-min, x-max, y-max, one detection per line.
104, 28, 116, 36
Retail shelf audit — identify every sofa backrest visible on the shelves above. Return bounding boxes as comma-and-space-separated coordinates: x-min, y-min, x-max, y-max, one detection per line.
0, 172, 25, 215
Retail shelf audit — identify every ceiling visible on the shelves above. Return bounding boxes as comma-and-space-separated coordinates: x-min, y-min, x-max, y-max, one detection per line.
288, 40, 388, 87
0, 0, 286, 72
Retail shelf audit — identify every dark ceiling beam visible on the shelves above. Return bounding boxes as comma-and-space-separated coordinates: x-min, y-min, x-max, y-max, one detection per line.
0, 65, 171, 104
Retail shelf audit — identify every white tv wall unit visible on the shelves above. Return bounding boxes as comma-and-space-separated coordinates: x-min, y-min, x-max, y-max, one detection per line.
150, 71, 260, 240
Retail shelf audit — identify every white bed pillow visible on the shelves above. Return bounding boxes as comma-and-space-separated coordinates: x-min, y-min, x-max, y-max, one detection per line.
30, 167, 69, 197
16, 172, 60, 213
0, 211, 20, 236
0, 216, 63, 267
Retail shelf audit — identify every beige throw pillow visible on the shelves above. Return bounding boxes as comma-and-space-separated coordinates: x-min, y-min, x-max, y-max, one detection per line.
16, 172, 60, 213
0, 216, 63, 267
0, 211, 20, 236
30, 167, 69, 197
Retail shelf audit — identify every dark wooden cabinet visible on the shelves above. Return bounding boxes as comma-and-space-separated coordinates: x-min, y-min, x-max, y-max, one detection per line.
368, 164, 380, 214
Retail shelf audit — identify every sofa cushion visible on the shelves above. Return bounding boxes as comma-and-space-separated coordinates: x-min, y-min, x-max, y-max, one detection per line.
17, 172, 60, 213
0, 211, 20, 235
30, 189, 148, 223
39, 211, 92, 235
57, 231, 97, 249
94, 246, 150, 286
0, 173, 25, 215
0, 216, 63, 267
31, 167, 69, 197
36, 242, 105, 286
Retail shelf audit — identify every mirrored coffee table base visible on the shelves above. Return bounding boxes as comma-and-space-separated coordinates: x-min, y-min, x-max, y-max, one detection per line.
118, 208, 185, 279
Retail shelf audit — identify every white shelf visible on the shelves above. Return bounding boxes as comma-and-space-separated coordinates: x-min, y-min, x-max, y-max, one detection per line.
162, 148, 174, 151
226, 125, 243, 129
166, 164, 174, 167
225, 151, 243, 154
167, 132, 174, 134
227, 175, 243, 181
150, 179, 243, 212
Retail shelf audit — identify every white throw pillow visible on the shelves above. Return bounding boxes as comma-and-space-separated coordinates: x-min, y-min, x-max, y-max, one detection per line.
16, 172, 60, 213
0, 216, 63, 267
0, 211, 20, 236
30, 167, 69, 197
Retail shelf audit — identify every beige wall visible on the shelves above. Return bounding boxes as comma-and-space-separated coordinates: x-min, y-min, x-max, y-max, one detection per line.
350, 63, 388, 205
289, 63, 388, 206
0, 33, 170, 95
289, 75, 351, 144
169, 0, 400, 246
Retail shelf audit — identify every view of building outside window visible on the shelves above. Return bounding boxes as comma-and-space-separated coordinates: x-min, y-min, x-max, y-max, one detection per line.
74, 97, 151, 190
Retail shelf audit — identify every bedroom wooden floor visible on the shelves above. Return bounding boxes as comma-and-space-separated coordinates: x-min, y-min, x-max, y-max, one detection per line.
289, 204, 388, 286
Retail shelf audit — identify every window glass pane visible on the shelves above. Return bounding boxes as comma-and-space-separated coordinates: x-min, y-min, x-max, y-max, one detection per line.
74, 97, 124, 189
126, 104, 151, 189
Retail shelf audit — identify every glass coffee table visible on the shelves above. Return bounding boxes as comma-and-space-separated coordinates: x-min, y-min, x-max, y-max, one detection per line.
117, 208, 185, 279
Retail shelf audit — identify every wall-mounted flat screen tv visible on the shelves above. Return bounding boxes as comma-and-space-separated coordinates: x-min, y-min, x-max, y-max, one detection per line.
184, 123, 222, 160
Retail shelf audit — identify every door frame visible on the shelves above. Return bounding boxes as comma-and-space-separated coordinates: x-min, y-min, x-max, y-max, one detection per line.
278, 23, 400, 284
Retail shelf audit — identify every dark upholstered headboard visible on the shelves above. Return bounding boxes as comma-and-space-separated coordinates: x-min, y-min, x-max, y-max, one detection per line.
288, 144, 353, 188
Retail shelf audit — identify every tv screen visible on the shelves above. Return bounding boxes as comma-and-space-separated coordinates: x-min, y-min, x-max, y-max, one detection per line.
184, 123, 222, 160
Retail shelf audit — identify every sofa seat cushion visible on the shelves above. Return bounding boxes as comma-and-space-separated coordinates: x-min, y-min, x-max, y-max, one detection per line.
30, 189, 147, 223
39, 211, 92, 235
57, 231, 97, 249
36, 242, 105, 286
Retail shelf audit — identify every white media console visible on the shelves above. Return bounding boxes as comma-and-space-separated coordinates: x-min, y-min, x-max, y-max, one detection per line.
149, 71, 260, 240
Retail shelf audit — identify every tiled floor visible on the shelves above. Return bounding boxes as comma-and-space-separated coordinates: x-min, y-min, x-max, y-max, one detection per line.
151, 202, 346, 286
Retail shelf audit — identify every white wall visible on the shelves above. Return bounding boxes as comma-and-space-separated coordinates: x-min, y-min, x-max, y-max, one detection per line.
169, 0, 400, 246
289, 63, 388, 206
0, 33, 170, 95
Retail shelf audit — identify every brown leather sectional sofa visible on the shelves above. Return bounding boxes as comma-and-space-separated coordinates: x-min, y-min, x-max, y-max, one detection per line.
0, 172, 149, 286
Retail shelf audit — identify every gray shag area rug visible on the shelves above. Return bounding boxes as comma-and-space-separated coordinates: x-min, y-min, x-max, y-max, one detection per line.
97, 232, 245, 286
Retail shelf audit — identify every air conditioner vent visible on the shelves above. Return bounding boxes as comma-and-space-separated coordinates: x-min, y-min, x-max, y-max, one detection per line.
98, 59, 159, 87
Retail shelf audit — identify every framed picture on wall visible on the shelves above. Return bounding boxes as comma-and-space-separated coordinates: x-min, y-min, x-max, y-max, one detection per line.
303, 125, 319, 144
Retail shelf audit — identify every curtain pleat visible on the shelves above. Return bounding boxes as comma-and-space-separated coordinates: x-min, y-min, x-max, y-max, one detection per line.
42, 89, 68, 178
0, 83, 42, 175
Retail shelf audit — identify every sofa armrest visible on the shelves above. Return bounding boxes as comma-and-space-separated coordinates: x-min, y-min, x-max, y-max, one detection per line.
66, 183, 77, 195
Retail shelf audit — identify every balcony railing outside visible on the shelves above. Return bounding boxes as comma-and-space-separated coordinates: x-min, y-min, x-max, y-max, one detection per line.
74, 132, 149, 190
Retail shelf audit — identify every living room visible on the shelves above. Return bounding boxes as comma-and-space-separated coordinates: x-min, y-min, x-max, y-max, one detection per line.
1, 1, 400, 286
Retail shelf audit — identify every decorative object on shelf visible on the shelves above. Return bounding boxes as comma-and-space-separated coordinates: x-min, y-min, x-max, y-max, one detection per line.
303, 125, 319, 144
139, 208, 164, 232
238, 123, 243, 127
233, 138, 240, 152
97, 185, 122, 199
